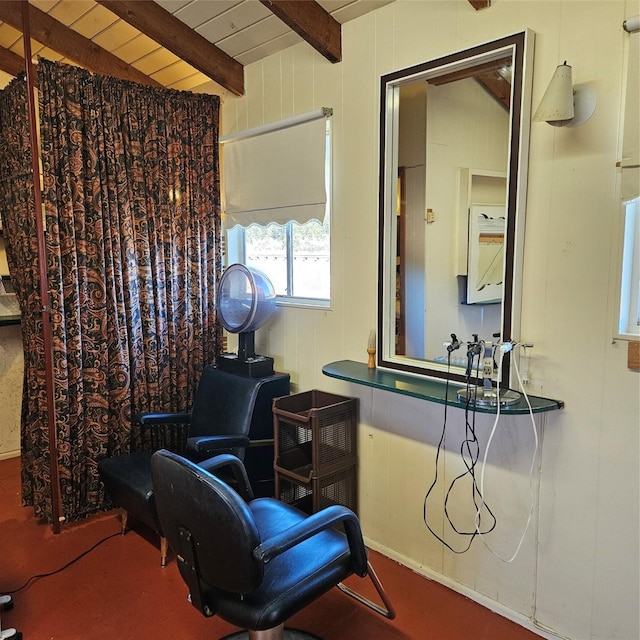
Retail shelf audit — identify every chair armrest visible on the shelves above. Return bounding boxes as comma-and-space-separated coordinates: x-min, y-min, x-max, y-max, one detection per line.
137, 412, 192, 425
254, 505, 368, 577
198, 453, 255, 502
185, 435, 250, 457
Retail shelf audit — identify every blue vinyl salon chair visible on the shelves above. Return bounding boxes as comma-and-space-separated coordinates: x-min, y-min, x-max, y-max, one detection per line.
151, 450, 395, 640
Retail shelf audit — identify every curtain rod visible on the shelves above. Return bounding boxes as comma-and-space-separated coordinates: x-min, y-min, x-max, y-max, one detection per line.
623, 15, 639, 32
220, 107, 332, 144
21, 0, 63, 534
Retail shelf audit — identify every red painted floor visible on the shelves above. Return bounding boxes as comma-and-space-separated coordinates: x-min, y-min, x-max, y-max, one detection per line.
0, 456, 542, 639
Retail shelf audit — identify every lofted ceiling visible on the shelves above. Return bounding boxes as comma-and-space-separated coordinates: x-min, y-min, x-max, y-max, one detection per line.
0, 0, 401, 95
0, 0, 492, 96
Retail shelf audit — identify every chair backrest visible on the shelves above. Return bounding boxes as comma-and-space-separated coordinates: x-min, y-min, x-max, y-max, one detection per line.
151, 449, 263, 597
188, 366, 264, 439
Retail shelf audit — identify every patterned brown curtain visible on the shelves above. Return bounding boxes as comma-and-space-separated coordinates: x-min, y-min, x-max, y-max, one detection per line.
5, 59, 222, 523
0, 76, 55, 519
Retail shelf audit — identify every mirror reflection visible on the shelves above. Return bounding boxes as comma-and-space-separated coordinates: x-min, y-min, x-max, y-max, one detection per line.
378, 32, 534, 384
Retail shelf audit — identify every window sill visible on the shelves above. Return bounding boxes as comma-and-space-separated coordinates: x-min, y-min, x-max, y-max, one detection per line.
276, 297, 330, 310
0, 315, 21, 326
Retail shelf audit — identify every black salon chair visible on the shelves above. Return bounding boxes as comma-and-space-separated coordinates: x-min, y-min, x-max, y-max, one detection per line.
151, 450, 395, 640
99, 366, 288, 566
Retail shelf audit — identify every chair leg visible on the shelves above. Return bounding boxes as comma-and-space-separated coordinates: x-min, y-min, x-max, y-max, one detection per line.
248, 625, 284, 639
120, 509, 128, 535
160, 536, 168, 568
337, 560, 396, 620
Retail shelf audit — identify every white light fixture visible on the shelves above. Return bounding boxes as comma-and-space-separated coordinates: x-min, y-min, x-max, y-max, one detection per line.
533, 62, 596, 127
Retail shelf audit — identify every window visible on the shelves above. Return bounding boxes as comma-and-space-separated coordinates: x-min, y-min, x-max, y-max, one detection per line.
618, 197, 640, 337
223, 110, 331, 306
228, 218, 330, 303
616, 26, 639, 338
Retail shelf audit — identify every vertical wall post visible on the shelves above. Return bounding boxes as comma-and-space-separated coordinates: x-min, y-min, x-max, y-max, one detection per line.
21, 0, 63, 534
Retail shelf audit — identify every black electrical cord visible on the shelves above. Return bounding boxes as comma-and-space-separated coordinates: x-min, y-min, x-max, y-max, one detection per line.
423, 351, 462, 552
443, 359, 497, 539
2, 531, 120, 595
423, 343, 496, 553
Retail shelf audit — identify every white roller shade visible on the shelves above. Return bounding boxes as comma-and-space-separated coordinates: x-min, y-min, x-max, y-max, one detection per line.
223, 111, 329, 228
621, 25, 639, 201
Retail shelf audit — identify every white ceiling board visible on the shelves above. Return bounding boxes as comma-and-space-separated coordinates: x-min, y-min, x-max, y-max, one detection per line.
70, 5, 120, 39
195, 2, 272, 43
172, 1, 240, 29
47, 1, 95, 26
319, 0, 396, 22
111, 34, 164, 65
235, 31, 303, 66
36, 46, 65, 62
92, 20, 141, 51
216, 15, 292, 58
151, 59, 199, 85
29, 0, 59, 13
132, 47, 182, 75
0, 23, 21, 49
155, 0, 193, 13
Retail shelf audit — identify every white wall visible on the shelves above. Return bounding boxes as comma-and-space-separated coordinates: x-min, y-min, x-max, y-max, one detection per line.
218, 1, 640, 638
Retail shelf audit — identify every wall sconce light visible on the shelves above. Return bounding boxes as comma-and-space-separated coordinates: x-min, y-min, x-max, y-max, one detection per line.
533, 62, 596, 127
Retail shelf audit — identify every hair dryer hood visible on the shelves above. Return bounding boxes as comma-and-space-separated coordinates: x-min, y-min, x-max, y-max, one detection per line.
217, 264, 276, 334
216, 264, 277, 377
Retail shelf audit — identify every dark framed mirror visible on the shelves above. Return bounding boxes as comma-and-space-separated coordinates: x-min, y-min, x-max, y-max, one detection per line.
378, 31, 535, 386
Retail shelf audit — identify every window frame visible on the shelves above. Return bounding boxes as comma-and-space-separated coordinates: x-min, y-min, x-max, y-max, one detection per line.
616, 196, 640, 339
227, 219, 331, 309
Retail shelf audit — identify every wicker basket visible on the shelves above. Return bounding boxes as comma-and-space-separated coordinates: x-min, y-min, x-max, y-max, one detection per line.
277, 465, 358, 515
273, 390, 358, 514
273, 390, 357, 480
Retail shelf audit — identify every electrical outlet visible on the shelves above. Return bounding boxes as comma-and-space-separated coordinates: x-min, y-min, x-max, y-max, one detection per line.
426, 208, 435, 223
483, 341, 493, 377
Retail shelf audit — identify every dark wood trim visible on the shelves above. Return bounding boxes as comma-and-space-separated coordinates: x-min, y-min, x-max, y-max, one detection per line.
0, 1, 161, 87
260, 0, 341, 63
468, 0, 491, 10
0, 44, 25, 78
96, 0, 244, 95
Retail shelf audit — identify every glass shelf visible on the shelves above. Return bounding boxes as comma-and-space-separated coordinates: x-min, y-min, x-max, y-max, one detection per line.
322, 360, 563, 415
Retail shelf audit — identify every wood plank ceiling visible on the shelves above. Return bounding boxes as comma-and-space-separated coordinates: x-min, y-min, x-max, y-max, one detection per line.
0, 0, 491, 96
0, 0, 396, 95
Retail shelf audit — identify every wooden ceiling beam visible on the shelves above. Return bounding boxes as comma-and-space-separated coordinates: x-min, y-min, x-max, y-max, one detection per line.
0, 1, 161, 87
260, 0, 341, 63
427, 58, 511, 86
476, 72, 511, 110
427, 57, 511, 111
96, 0, 244, 96
468, 0, 491, 9
0, 44, 25, 78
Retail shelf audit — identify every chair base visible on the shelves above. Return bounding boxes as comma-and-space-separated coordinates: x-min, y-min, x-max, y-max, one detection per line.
222, 628, 322, 640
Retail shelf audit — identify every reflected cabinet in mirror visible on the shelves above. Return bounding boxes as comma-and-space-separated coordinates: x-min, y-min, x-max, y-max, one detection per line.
378, 31, 535, 385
